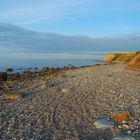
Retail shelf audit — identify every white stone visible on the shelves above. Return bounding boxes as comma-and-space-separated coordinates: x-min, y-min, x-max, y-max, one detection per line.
94, 119, 114, 129
61, 88, 69, 93
112, 136, 136, 140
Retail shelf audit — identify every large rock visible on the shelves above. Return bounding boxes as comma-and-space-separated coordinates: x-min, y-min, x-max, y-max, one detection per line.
94, 119, 114, 129
112, 136, 136, 140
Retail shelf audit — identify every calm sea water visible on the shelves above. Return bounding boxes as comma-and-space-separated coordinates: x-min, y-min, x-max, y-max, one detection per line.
0, 53, 107, 72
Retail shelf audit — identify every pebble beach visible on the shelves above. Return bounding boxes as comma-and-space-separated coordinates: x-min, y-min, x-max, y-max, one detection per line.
0, 63, 140, 140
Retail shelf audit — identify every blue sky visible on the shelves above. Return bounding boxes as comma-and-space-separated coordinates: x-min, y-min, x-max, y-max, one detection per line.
0, 0, 140, 37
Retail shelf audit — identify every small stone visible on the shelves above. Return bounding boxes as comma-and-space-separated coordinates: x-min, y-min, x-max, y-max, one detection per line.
61, 88, 69, 93
123, 124, 129, 130
127, 131, 132, 135
94, 119, 114, 129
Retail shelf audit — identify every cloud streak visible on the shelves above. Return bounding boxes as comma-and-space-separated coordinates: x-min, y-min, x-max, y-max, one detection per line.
0, 0, 96, 25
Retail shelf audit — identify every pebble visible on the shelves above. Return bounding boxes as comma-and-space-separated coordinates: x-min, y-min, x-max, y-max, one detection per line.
127, 131, 132, 135
123, 124, 129, 130
61, 88, 69, 93
94, 119, 114, 129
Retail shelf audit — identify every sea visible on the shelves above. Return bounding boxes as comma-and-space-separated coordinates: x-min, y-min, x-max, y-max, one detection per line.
0, 52, 108, 73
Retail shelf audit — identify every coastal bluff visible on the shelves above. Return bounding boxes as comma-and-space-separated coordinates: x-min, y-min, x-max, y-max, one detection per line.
103, 52, 140, 70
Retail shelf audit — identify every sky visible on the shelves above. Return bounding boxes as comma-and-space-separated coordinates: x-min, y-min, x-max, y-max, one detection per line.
0, 0, 140, 37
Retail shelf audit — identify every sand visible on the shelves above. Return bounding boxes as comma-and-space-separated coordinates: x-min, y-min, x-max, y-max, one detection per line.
0, 63, 140, 140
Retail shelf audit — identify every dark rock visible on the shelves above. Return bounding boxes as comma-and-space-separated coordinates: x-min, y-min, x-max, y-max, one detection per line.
6, 68, 13, 73
0, 72, 7, 81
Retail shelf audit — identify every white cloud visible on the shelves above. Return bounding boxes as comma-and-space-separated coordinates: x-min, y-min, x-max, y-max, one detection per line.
0, 0, 96, 25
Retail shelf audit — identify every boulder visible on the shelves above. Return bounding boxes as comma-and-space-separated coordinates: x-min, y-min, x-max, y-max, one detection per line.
112, 136, 136, 140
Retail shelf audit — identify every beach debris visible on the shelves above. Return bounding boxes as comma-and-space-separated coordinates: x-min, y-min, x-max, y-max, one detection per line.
112, 135, 136, 140
3, 92, 23, 100
94, 119, 114, 129
113, 112, 134, 124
